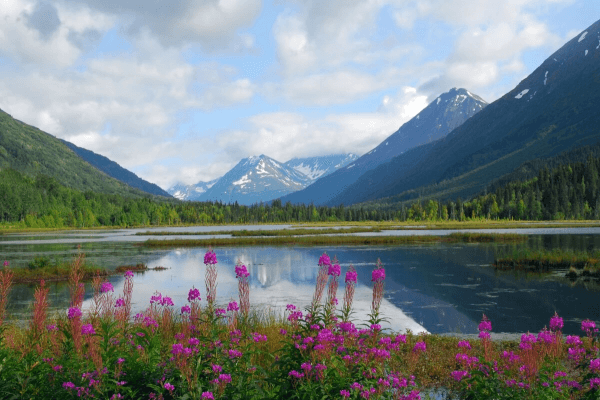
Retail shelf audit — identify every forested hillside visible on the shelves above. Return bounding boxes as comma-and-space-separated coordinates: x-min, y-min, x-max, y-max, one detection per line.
365, 152, 600, 222
0, 168, 392, 227
0, 108, 150, 197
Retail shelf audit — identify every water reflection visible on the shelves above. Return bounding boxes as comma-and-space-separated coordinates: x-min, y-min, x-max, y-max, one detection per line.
5, 231, 600, 336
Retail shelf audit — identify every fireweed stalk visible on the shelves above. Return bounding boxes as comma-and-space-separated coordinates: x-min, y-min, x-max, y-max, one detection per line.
116, 271, 134, 329
478, 314, 493, 361
0, 260, 14, 326
235, 261, 250, 320
324, 257, 341, 325
310, 252, 331, 316
368, 258, 386, 326
30, 279, 50, 343
340, 264, 357, 322
204, 248, 218, 311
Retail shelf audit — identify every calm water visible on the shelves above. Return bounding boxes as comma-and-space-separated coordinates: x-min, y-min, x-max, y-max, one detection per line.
2, 226, 600, 335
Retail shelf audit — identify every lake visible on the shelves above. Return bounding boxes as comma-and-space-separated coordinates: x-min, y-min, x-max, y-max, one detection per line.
2, 225, 600, 336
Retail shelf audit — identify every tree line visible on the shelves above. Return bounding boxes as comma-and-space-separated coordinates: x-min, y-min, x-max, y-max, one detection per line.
0, 168, 393, 227
2, 152, 600, 228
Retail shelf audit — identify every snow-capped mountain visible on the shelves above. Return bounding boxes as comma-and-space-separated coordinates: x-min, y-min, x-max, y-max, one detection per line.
326, 18, 600, 206
280, 87, 488, 206
199, 155, 310, 205
168, 179, 219, 201
285, 153, 359, 182
168, 153, 358, 204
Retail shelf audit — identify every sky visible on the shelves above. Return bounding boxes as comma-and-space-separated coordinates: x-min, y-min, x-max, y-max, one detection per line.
0, 0, 599, 190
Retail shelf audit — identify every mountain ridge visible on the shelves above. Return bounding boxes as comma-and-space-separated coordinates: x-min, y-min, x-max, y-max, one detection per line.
339, 19, 600, 207
279, 87, 488, 206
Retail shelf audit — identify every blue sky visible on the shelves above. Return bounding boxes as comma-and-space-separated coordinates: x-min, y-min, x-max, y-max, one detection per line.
0, 0, 599, 189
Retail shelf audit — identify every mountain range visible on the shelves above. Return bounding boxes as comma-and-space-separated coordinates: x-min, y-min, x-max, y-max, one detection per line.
168, 153, 358, 205
279, 88, 488, 206
340, 19, 600, 209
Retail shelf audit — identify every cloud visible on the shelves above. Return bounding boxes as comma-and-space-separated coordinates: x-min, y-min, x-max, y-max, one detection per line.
214, 87, 428, 171
403, 0, 567, 98
25, 1, 61, 40
0, 38, 256, 177
68, 0, 262, 50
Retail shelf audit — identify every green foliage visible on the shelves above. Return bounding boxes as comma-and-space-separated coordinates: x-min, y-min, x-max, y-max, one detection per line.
0, 109, 151, 198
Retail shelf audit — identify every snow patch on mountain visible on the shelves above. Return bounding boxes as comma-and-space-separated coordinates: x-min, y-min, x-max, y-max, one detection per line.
515, 89, 529, 99
579, 31, 588, 42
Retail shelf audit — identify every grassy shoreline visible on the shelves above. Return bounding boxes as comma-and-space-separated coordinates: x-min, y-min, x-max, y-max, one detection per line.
142, 232, 527, 248
2, 219, 600, 235
8, 262, 157, 283
495, 249, 600, 276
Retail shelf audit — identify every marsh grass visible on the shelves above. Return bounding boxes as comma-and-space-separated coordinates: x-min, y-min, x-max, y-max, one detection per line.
143, 232, 527, 248
494, 249, 600, 273
136, 227, 385, 236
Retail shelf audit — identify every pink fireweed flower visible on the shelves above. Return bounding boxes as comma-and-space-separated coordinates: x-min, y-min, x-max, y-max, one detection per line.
124, 270, 134, 278
212, 364, 223, 373
100, 282, 114, 293
227, 301, 239, 312
228, 349, 242, 359
328, 263, 341, 277
289, 370, 304, 379
215, 308, 226, 317
395, 334, 407, 343
590, 359, 600, 373
2, 261, 8, 267
591, 378, 600, 389
81, 324, 95, 335
150, 292, 162, 304
345, 269, 357, 283
521, 332, 537, 344
188, 287, 201, 302
219, 374, 232, 384
188, 337, 199, 346
537, 329, 553, 344
478, 314, 492, 332
46, 324, 58, 332
319, 253, 331, 267
479, 331, 490, 340
341, 390, 351, 398
371, 268, 385, 282
115, 298, 125, 307
235, 264, 250, 278
458, 340, 472, 350
164, 382, 175, 391
160, 296, 174, 307
582, 319, 596, 333
204, 250, 217, 265
413, 341, 426, 353
451, 370, 468, 381
566, 335, 583, 346
181, 305, 191, 314
550, 312, 564, 332
67, 307, 82, 320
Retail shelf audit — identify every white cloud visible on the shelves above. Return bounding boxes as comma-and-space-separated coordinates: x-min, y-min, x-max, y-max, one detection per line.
0, 37, 256, 175
214, 87, 428, 171
68, 0, 262, 50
